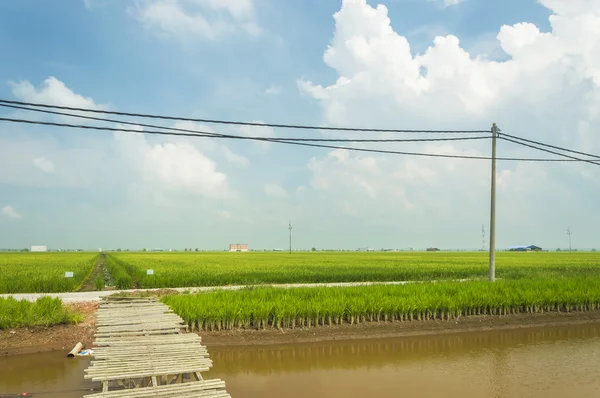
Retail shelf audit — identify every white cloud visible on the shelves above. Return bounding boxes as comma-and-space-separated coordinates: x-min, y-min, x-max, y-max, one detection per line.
221, 146, 250, 166
237, 122, 276, 149
10, 76, 106, 110
0, 136, 104, 188
442, 0, 463, 6
264, 183, 288, 199
426, 0, 465, 8
298, 0, 600, 245
263, 85, 282, 96
133, 0, 260, 40
170, 121, 249, 166
1, 206, 22, 219
114, 130, 233, 199
32, 157, 55, 174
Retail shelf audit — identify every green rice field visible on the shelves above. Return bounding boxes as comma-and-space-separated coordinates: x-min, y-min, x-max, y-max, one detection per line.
0, 252, 98, 293
108, 251, 600, 289
1, 251, 599, 293
163, 277, 600, 331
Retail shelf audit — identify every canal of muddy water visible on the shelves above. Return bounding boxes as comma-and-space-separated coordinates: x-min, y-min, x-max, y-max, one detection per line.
1, 322, 599, 398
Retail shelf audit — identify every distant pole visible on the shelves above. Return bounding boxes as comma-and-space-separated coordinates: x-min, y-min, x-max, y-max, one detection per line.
482, 224, 485, 251
567, 228, 572, 254
289, 221, 292, 254
489, 123, 498, 282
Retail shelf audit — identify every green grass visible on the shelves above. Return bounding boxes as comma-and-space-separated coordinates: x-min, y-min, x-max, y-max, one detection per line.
0, 252, 99, 293
109, 251, 600, 289
162, 277, 600, 331
0, 296, 82, 329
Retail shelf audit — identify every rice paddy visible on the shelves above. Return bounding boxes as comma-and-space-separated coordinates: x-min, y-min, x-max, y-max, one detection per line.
1, 251, 599, 294
108, 251, 600, 289
0, 252, 98, 293
163, 276, 600, 331
0, 296, 82, 329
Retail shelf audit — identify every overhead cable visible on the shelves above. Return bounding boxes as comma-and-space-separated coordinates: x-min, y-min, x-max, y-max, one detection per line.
0, 99, 490, 134
499, 136, 600, 166
0, 116, 588, 162
0, 103, 490, 144
500, 131, 600, 160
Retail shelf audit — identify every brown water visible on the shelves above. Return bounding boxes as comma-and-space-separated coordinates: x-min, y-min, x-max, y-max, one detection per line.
2, 323, 600, 398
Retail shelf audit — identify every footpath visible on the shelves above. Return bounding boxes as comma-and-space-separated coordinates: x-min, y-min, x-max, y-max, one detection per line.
0, 280, 429, 303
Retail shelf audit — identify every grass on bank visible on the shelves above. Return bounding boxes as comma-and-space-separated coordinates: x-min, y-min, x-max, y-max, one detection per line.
162, 277, 600, 331
0, 297, 82, 329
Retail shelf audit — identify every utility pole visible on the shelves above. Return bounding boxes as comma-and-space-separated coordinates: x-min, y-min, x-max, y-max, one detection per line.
489, 123, 498, 282
481, 224, 485, 251
567, 228, 572, 254
289, 221, 292, 254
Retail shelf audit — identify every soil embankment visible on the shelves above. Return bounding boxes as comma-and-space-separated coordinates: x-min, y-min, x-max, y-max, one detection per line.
200, 310, 600, 346
0, 302, 97, 356
2, 304, 600, 356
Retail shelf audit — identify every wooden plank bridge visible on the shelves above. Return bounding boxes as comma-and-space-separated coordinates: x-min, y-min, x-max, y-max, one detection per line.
84, 297, 230, 398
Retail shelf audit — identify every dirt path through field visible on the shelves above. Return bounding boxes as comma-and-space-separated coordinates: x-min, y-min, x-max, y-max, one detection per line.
78, 253, 106, 292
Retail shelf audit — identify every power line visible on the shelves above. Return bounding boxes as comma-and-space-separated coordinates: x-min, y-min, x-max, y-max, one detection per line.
499, 136, 600, 166
0, 116, 591, 162
0, 99, 491, 134
3, 100, 597, 164
500, 131, 600, 160
0, 102, 491, 143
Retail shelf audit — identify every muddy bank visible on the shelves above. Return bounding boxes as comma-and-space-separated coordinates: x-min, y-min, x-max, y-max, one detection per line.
0, 302, 97, 356
2, 306, 600, 356
200, 310, 600, 347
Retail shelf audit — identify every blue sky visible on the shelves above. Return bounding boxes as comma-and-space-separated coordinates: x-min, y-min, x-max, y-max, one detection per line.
0, 0, 598, 250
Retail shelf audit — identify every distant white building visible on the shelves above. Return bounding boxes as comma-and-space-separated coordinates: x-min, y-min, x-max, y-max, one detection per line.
229, 243, 249, 252
31, 245, 48, 252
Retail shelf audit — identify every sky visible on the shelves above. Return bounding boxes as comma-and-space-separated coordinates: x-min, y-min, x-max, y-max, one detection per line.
0, 0, 599, 251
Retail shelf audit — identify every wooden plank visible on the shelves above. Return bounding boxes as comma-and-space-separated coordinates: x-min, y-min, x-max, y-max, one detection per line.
84, 298, 230, 397
83, 380, 228, 398
87, 358, 213, 369
85, 365, 212, 381
97, 324, 185, 333
96, 316, 179, 323
93, 334, 201, 346
94, 329, 181, 338
92, 351, 210, 360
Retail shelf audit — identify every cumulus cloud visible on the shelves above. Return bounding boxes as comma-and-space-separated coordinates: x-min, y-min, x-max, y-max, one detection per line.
114, 130, 233, 199
264, 183, 288, 199
298, 0, 600, 245
220, 146, 250, 166
32, 157, 55, 173
133, 0, 260, 40
170, 121, 249, 166
10, 76, 106, 110
1, 206, 22, 219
